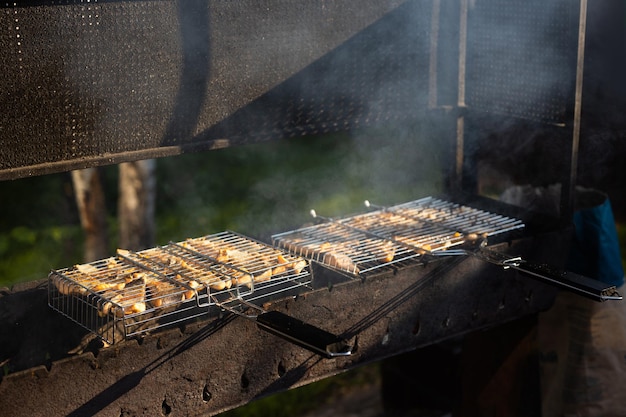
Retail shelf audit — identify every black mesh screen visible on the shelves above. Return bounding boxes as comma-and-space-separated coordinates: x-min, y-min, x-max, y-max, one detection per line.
0, 0, 430, 179
465, 0, 579, 123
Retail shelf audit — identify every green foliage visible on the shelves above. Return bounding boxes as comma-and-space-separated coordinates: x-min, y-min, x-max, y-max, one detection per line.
155, 127, 442, 242
0, 125, 442, 286
0, 225, 83, 286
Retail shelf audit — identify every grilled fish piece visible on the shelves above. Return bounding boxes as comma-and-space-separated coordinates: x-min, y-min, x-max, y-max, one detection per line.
146, 278, 186, 308
324, 251, 360, 274
98, 276, 147, 318
318, 242, 359, 274
185, 236, 308, 283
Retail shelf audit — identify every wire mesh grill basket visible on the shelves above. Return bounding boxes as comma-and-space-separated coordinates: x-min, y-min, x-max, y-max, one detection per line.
48, 231, 311, 344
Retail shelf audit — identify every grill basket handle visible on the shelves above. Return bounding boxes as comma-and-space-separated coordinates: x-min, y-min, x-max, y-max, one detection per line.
473, 248, 622, 301
508, 261, 622, 302
256, 311, 352, 359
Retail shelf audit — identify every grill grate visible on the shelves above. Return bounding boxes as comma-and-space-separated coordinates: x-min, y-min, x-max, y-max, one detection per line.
176, 232, 312, 303
273, 221, 419, 276
384, 196, 525, 238
48, 231, 311, 344
273, 197, 525, 277
48, 199, 524, 343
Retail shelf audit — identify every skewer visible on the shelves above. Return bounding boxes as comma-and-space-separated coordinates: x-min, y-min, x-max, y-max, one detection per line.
363, 200, 384, 211
309, 209, 335, 223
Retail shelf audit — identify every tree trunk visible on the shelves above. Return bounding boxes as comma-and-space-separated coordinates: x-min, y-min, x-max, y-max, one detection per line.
71, 168, 109, 262
118, 160, 156, 251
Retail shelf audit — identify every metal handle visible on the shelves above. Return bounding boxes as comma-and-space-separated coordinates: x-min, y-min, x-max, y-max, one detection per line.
256, 311, 353, 359
474, 248, 622, 302
507, 261, 622, 302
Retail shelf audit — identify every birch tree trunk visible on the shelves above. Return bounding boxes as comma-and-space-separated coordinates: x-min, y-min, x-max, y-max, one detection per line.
71, 168, 109, 262
118, 160, 156, 251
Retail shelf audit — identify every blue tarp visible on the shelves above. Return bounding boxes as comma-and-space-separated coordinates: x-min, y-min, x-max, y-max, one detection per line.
567, 195, 624, 287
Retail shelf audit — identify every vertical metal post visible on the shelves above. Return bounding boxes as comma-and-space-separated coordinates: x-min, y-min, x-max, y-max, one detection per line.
562, 0, 587, 222
455, 0, 469, 192
457, 0, 468, 109
428, 0, 441, 109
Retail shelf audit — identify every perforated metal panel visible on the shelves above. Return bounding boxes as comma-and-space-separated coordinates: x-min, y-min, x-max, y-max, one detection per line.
465, 0, 579, 123
0, 0, 584, 179
0, 0, 429, 179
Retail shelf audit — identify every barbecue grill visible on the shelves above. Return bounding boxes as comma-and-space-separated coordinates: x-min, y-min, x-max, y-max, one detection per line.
0, 0, 619, 416
46, 194, 619, 358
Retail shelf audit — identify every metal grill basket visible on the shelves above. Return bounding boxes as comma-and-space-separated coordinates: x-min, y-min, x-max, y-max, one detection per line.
272, 197, 525, 277
48, 231, 311, 344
